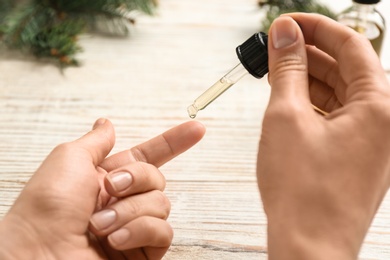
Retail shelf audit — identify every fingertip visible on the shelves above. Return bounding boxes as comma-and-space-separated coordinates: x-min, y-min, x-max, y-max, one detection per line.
269, 16, 300, 50
167, 121, 206, 151
162, 121, 206, 149
76, 118, 116, 166
266, 16, 314, 117
93, 118, 107, 130
91, 118, 114, 137
185, 120, 206, 140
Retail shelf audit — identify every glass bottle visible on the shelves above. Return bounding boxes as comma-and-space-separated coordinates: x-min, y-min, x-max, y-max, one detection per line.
337, 0, 386, 56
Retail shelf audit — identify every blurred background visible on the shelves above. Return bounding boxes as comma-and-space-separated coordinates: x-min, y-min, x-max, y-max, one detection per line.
1, 1, 390, 259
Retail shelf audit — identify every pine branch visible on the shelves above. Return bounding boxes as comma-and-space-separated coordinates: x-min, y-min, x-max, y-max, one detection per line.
0, 0, 15, 36
258, 0, 336, 32
31, 19, 85, 65
1, 0, 156, 66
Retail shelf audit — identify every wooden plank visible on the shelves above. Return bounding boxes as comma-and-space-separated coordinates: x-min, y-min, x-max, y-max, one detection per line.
1, 0, 390, 259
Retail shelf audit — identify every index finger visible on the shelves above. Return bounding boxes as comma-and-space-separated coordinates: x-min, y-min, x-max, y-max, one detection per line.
100, 121, 206, 171
286, 13, 386, 93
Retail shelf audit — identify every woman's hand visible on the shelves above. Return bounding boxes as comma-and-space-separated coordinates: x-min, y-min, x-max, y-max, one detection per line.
0, 119, 205, 260
258, 13, 390, 260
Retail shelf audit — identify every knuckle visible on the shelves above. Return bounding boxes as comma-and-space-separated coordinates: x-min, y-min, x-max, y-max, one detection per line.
142, 217, 173, 246
151, 190, 171, 219
164, 224, 174, 243
265, 100, 307, 124
141, 161, 157, 176
155, 171, 167, 191
348, 33, 372, 51
122, 198, 142, 216
263, 101, 313, 141
129, 162, 150, 185
323, 62, 340, 90
52, 142, 76, 157
271, 53, 307, 79
368, 100, 390, 129
129, 146, 148, 163
52, 141, 93, 163
133, 162, 166, 191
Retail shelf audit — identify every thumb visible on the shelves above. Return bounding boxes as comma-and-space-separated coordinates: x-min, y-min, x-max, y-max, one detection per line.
7, 118, 116, 223
28, 118, 115, 190
74, 118, 116, 166
267, 16, 311, 114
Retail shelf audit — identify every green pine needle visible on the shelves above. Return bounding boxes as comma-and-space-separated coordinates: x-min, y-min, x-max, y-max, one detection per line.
0, 0, 156, 66
258, 0, 336, 32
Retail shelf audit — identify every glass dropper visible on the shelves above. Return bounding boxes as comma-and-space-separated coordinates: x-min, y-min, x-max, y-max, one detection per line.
187, 32, 269, 118
187, 31, 328, 118
187, 63, 248, 118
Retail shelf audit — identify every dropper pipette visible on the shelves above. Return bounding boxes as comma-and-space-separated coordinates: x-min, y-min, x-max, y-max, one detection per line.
187, 32, 328, 118
187, 32, 269, 118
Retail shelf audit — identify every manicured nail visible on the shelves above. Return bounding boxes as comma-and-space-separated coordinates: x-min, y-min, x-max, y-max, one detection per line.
93, 118, 106, 130
107, 172, 132, 192
109, 228, 131, 246
90, 209, 116, 230
272, 17, 298, 49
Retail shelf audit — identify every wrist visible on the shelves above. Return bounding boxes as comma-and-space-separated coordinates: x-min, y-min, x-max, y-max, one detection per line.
0, 214, 48, 259
266, 217, 358, 260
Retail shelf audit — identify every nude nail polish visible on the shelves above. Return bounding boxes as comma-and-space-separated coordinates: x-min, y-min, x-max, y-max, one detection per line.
108, 172, 132, 192
90, 209, 116, 230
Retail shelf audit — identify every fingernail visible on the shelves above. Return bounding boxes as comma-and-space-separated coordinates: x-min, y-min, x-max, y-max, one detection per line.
107, 172, 132, 192
109, 228, 131, 246
272, 17, 298, 49
93, 118, 106, 130
90, 209, 116, 230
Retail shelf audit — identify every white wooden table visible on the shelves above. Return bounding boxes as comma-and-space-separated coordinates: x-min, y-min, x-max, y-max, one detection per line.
1, 1, 390, 259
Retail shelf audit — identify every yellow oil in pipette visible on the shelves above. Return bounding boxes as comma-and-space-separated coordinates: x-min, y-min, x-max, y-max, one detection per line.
187, 31, 328, 118
187, 32, 269, 119
187, 63, 247, 118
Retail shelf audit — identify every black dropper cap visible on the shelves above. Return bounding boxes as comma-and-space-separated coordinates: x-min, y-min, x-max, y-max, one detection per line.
236, 32, 269, 79
353, 0, 380, 4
